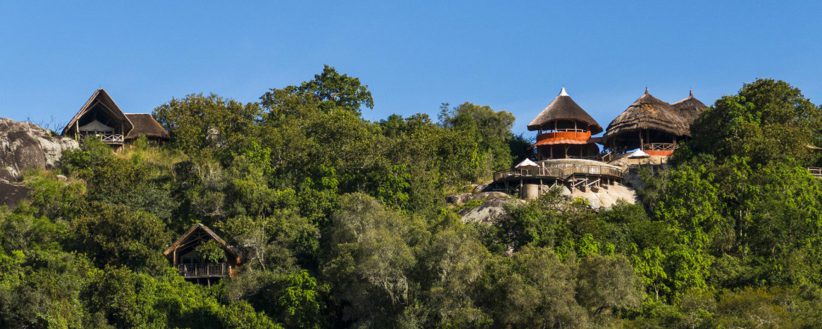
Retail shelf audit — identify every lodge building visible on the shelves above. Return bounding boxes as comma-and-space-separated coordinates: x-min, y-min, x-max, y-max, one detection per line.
528, 88, 602, 160
62, 89, 169, 147
603, 89, 706, 156
492, 87, 706, 200
163, 224, 243, 285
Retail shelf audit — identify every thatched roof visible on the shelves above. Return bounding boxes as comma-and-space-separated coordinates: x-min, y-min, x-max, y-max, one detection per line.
62, 89, 133, 136
528, 88, 603, 134
125, 114, 169, 140
671, 91, 707, 126
163, 223, 240, 260
604, 89, 690, 141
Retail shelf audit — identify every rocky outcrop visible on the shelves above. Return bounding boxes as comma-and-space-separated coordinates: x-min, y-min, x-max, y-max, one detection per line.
451, 184, 637, 224
0, 118, 79, 206
565, 184, 637, 209
448, 192, 525, 224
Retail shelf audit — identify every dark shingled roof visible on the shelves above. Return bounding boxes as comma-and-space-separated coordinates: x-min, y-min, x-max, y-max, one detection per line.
125, 113, 169, 140
604, 90, 690, 142
670, 91, 707, 127
527, 89, 603, 134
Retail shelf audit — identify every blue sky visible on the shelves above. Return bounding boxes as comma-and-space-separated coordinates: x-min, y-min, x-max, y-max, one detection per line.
1, 1, 821, 135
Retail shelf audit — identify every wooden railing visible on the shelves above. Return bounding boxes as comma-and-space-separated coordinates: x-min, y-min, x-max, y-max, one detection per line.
643, 143, 676, 151
494, 162, 625, 182
809, 167, 822, 179
80, 133, 124, 144
177, 263, 229, 278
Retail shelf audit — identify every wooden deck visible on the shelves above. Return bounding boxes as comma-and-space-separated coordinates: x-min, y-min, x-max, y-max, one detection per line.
177, 263, 230, 279
493, 162, 625, 182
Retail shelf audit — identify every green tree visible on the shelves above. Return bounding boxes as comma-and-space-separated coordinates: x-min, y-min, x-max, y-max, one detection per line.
482, 247, 588, 328
71, 203, 171, 272
322, 193, 426, 327
261, 65, 374, 115
686, 78, 822, 166
576, 255, 643, 317
153, 93, 262, 161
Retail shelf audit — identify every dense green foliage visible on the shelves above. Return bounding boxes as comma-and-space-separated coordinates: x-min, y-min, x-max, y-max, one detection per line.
1, 69, 820, 328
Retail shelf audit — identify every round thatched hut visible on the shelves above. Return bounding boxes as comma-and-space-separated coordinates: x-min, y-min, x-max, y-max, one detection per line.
603, 89, 690, 156
528, 88, 602, 159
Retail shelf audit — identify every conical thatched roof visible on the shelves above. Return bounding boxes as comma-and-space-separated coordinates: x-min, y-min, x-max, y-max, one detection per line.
528, 88, 603, 134
671, 91, 707, 126
604, 90, 690, 142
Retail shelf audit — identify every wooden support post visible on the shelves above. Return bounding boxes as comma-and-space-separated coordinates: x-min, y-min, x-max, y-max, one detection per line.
639, 131, 644, 150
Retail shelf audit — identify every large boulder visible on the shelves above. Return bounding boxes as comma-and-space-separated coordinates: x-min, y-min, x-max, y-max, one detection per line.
0, 118, 79, 206
448, 192, 525, 224
568, 184, 637, 209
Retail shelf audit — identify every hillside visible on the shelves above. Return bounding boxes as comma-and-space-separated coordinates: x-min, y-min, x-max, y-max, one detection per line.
0, 70, 820, 328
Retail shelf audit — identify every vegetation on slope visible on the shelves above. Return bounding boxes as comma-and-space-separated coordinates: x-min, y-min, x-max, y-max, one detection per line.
0, 68, 820, 328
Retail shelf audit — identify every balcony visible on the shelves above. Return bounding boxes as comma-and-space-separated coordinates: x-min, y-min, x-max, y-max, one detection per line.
177, 263, 230, 279
536, 129, 592, 146
642, 143, 676, 156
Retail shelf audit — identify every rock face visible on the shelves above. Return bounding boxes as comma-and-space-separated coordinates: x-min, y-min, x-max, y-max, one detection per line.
0, 118, 79, 206
448, 192, 525, 224
451, 183, 637, 224
566, 184, 637, 209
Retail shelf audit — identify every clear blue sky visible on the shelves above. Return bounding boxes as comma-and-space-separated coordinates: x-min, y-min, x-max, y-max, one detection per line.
2, 1, 821, 135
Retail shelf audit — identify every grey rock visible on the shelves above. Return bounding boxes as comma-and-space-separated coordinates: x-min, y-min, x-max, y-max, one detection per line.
0, 118, 78, 181
0, 118, 79, 207
448, 192, 524, 224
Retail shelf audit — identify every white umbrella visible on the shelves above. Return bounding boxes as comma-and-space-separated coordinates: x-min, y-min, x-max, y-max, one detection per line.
515, 158, 539, 168
628, 149, 650, 158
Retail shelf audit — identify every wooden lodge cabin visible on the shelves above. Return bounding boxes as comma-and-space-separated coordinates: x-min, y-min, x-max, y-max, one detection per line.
62, 89, 169, 147
163, 224, 242, 285
603, 89, 706, 157
528, 88, 603, 160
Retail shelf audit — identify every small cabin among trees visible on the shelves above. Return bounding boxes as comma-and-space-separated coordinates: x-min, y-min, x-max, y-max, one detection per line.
163, 223, 242, 285
62, 89, 169, 146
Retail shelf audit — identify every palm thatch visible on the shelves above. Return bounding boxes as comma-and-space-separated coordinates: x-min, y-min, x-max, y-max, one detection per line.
528, 88, 603, 134
604, 90, 690, 144
125, 114, 170, 140
163, 223, 241, 261
671, 91, 707, 126
62, 89, 133, 136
